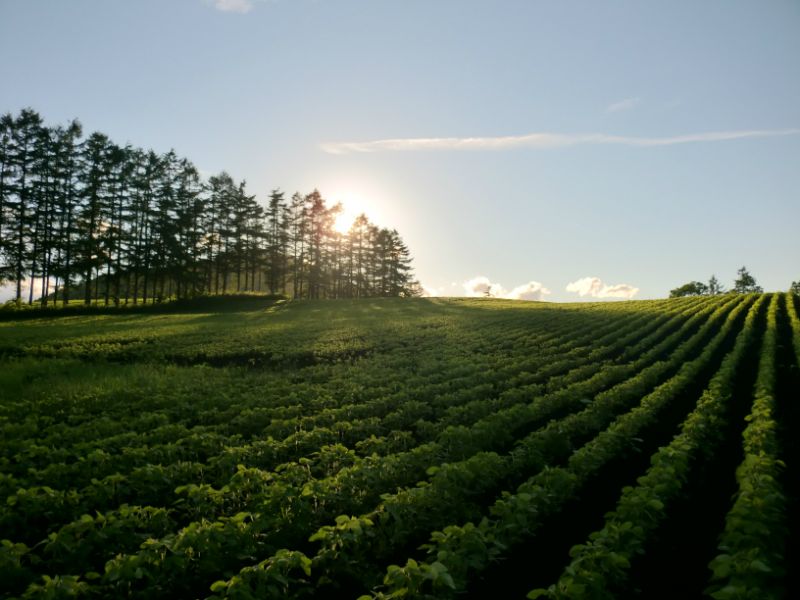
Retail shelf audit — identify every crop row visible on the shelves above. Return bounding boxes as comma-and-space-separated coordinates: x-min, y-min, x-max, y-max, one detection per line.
183, 296, 746, 599
5, 298, 723, 596
705, 294, 785, 599
0, 297, 692, 549
3, 298, 681, 480
530, 294, 768, 599
347, 294, 755, 600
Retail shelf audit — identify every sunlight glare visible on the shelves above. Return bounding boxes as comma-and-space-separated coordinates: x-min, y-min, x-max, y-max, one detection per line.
330, 191, 377, 234
334, 211, 355, 234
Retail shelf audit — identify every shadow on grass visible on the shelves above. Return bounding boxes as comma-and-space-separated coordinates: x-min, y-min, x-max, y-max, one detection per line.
0, 294, 286, 321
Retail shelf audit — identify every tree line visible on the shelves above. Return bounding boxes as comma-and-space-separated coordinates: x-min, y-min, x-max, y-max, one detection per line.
0, 109, 418, 306
669, 266, 788, 298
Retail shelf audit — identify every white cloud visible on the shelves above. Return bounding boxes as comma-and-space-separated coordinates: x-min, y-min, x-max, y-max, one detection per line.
419, 283, 439, 297
566, 276, 639, 300
319, 128, 800, 154
212, 0, 254, 13
506, 281, 551, 301
463, 276, 550, 301
463, 276, 490, 297
607, 97, 641, 113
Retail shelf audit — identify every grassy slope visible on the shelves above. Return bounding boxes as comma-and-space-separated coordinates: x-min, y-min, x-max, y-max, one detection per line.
0, 296, 660, 396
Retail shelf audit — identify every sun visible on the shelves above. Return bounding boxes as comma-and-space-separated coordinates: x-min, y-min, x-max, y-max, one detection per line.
329, 191, 376, 234
334, 209, 356, 234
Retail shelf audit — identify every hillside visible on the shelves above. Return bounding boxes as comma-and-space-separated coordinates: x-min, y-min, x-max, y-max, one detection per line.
1, 295, 798, 599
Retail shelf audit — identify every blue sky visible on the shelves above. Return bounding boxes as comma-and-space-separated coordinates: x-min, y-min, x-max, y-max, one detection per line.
1, 0, 798, 300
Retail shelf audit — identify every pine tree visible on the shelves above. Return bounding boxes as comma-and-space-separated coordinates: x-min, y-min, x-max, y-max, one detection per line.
265, 189, 287, 294
304, 190, 327, 299
385, 229, 415, 296
0, 113, 14, 285
52, 119, 82, 305
79, 132, 114, 305
289, 192, 306, 298
129, 150, 160, 304
204, 173, 228, 295
173, 159, 204, 298
35, 123, 60, 306
348, 214, 370, 298
8, 109, 44, 303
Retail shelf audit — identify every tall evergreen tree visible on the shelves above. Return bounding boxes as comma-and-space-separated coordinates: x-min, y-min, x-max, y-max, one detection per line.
0, 113, 14, 283
173, 159, 204, 298
8, 109, 44, 303
52, 119, 82, 305
265, 189, 287, 294
79, 132, 113, 304
289, 191, 307, 299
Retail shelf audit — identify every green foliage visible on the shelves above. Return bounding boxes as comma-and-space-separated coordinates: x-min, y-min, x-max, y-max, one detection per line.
669, 273, 728, 297
708, 274, 725, 295
0, 295, 794, 599
706, 294, 785, 599
208, 549, 312, 599
530, 294, 768, 599
670, 280, 709, 297
733, 266, 763, 294
22, 575, 91, 599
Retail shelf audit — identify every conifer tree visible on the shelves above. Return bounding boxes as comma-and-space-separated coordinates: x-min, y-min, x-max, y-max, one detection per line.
8, 110, 44, 303
0, 113, 14, 283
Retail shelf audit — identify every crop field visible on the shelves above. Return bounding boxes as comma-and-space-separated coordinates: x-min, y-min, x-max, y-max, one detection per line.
1, 294, 798, 599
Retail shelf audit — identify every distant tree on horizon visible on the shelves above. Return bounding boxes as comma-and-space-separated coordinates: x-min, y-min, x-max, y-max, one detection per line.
733, 266, 763, 294
669, 281, 709, 298
670, 268, 770, 298
790, 280, 800, 295
707, 274, 725, 295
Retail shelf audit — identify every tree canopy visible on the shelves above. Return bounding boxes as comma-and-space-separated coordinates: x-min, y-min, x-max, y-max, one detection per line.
669, 281, 709, 298
732, 266, 763, 294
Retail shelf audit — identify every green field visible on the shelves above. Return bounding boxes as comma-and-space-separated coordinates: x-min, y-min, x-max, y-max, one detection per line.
1, 295, 798, 599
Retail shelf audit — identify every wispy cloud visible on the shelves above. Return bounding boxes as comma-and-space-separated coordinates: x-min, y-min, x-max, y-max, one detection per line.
463, 276, 551, 301
211, 0, 254, 13
606, 97, 642, 112
320, 128, 800, 155
566, 276, 639, 300
607, 97, 641, 113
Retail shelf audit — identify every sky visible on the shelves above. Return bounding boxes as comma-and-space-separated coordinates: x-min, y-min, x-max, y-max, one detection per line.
1, 0, 799, 301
